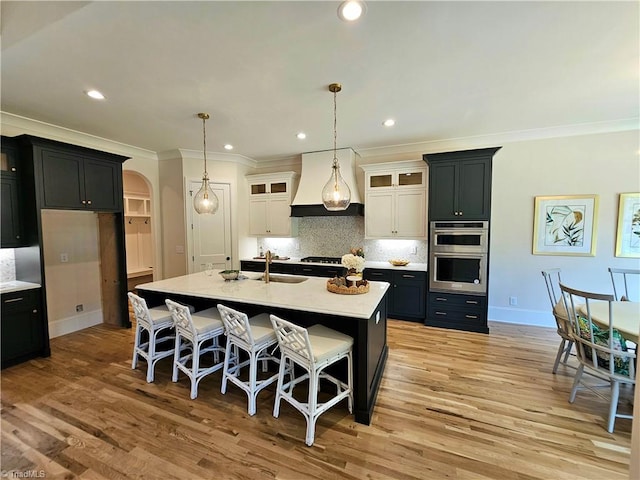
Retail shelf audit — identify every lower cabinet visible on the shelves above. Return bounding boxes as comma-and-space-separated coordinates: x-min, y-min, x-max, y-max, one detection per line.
1, 288, 49, 368
426, 291, 488, 333
364, 268, 426, 321
240, 260, 344, 278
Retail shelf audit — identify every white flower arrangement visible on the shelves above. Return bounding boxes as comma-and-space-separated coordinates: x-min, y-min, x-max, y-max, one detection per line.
341, 253, 365, 273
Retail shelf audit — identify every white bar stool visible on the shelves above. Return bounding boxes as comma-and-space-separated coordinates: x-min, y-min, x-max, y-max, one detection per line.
269, 314, 353, 446
216, 304, 280, 415
165, 299, 225, 399
128, 292, 176, 383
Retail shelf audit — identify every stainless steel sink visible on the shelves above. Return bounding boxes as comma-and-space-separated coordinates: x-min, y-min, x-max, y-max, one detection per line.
254, 274, 308, 284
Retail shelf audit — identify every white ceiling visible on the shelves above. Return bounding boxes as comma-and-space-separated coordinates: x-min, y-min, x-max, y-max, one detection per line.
1, 1, 638, 162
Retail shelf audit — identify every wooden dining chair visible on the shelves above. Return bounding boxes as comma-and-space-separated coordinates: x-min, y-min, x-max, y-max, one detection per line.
559, 283, 635, 433
608, 267, 640, 301
541, 269, 574, 373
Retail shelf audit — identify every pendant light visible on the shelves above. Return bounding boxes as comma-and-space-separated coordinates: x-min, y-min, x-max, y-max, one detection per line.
321, 83, 351, 211
193, 112, 219, 215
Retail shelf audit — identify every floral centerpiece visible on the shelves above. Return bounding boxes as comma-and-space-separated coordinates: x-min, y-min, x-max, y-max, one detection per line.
341, 253, 365, 276
327, 248, 369, 295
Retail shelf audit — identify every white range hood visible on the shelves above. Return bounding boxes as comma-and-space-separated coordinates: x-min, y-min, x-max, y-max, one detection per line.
290, 148, 363, 217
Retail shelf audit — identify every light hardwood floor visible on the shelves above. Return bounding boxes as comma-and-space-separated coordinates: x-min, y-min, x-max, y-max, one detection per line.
1, 320, 633, 479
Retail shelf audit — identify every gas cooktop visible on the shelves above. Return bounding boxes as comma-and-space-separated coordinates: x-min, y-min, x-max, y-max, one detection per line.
300, 256, 343, 264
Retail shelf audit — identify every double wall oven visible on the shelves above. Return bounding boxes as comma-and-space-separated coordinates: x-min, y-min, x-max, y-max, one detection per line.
429, 221, 488, 295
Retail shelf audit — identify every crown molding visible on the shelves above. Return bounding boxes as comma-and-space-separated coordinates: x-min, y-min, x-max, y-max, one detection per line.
355, 117, 640, 161
174, 148, 256, 168
0, 111, 158, 160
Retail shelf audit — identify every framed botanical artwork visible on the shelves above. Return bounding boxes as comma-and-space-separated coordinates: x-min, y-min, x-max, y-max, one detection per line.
615, 193, 640, 258
532, 194, 599, 256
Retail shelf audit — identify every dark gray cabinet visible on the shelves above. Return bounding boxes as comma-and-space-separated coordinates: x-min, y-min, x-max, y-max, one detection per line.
240, 260, 344, 278
38, 147, 123, 211
1, 137, 24, 247
364, 268, 426, 321
1, 288, 47, 368
424, 147, 500, 221
427, 292, 488, 333
1, 176, 22, 247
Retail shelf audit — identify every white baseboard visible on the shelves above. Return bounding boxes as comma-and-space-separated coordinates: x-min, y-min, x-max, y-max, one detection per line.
488, 306, 555, 328
48, 310, 103, 338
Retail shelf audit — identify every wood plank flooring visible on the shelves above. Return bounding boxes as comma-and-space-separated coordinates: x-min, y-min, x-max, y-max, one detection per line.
1, 320, 633, 479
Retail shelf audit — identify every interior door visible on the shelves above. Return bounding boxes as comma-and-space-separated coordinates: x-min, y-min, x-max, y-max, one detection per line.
187, 182, 232, 272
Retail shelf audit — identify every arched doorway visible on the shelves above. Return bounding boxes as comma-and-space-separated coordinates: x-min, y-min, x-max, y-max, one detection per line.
123, 170, 155, 290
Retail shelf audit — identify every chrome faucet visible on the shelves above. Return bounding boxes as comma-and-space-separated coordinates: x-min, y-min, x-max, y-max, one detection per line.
264, 250, 272, 283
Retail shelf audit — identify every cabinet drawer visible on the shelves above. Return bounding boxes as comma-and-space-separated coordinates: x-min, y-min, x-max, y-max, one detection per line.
363, 268, 393, 283
1, 289, 39, 314
428, 292, 486, 310
240, 261, 264, 272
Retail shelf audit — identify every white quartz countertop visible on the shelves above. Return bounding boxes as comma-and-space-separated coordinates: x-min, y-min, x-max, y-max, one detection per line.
0, 280, 41, 294
137, 270, 390, 319
241, 258, 427, 272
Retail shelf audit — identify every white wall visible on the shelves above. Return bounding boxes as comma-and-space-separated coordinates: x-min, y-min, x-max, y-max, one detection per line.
41, 210, 103, 337
489, 130, 640, 326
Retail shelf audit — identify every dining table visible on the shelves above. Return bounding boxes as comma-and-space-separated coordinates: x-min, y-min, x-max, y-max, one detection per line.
577, 301, 640, 344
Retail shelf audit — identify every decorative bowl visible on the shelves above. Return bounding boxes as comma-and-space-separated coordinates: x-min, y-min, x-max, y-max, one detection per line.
389, 259, 410, 266
219, 270, 240, 281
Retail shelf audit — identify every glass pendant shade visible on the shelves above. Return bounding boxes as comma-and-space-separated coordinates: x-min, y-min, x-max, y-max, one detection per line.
194, 173, 219, 214
193, 112, 219, 215
322, 82, 350, 211
322, 160, 351, 211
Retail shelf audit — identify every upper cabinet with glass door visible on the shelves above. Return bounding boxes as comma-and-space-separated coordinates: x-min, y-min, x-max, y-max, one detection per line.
361, 160, 427, 239
246, 172, 299, 237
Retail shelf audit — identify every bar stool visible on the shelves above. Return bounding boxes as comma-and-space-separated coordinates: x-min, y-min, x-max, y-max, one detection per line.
165, 299, 225, 399
128, 292, 176, 383
216, 304, 280, 415
269, 314, 353, 446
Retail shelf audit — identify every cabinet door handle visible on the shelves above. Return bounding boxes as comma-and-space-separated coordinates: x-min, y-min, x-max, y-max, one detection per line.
402, 274, 415, 278
465, 300, 479, 305
435, 297, 447, 302
371, 272, 384, 277
87, 200, 92, 205
11, 167, 16, 172
82, 200, 86, 205
465, 314, 478, 319
4, 297, 24, 303
435, 311, 447, 316
32, 309, 38, 313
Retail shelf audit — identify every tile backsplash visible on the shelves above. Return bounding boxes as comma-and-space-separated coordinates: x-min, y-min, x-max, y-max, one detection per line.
260, 217, 427, 262
0, 249, 16, 282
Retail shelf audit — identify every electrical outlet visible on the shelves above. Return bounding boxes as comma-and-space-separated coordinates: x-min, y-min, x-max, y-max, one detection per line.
76, 304, 83, 312
60, 253, 69, 263
509, 296, 518, 306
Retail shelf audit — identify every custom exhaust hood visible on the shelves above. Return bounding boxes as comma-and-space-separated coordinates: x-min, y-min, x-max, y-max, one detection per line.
290, 148, 363, 217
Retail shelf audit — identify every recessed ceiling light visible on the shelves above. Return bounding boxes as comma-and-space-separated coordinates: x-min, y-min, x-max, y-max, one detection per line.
338, 1, 366, 22
383, 119, 395, 127
224, 144, 234, 150
86, 89, 105, 100
296, 132, 307, 140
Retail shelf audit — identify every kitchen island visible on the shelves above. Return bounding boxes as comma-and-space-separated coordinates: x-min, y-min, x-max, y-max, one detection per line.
136, 270, 389, 425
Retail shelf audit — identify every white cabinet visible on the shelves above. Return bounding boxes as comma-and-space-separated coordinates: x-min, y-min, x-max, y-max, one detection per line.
247, 172, 299, 237
361, 160, 427, 239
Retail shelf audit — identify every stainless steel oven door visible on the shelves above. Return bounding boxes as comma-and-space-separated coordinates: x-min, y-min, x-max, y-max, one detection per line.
431, 228, 488, 253
430, 252, 487, 295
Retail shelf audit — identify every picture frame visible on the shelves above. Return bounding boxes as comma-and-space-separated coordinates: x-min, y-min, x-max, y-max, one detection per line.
532, 194, 599, 256
615, 192, 640, 258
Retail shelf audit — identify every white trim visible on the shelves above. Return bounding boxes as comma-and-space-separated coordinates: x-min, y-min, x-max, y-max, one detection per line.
176, 148, 256, 168
488, 306, 555, 328
1, 111, 158, 160
48, 310, 103, 338
357, 117, 640, 160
